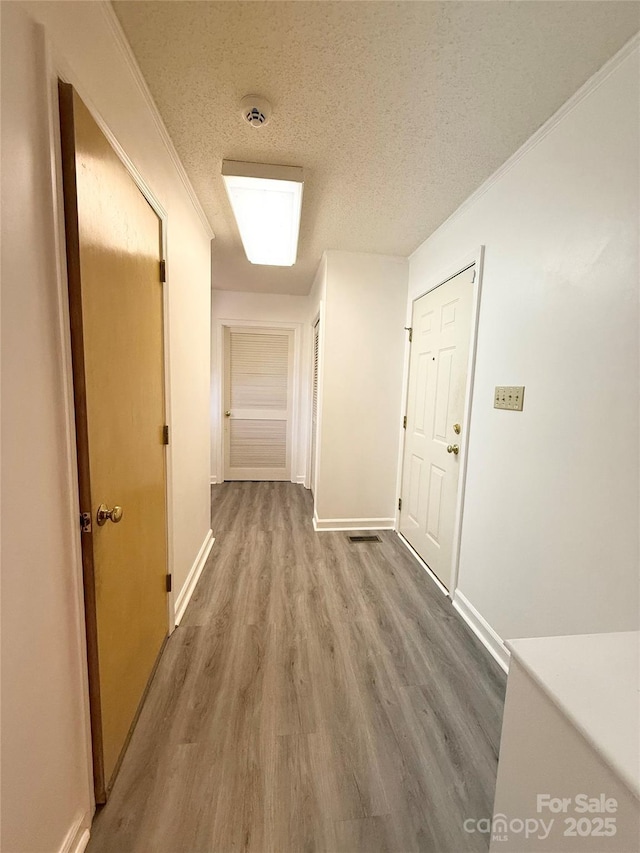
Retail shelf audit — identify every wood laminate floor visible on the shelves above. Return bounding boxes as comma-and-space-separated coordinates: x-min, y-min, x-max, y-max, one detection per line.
88, 482, 506, 853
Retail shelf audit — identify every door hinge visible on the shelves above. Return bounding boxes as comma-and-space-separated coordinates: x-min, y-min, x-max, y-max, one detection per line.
166, 574, 172, 593
159, 259, 167, 283
403, 415, 407, 429
80, 512, 92, 534
404, 326, 413, 342
163, 424, 170, 445
398, 498, 402, 511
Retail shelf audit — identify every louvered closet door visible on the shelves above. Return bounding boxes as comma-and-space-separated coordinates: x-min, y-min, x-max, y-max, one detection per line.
224, 327, 294, 481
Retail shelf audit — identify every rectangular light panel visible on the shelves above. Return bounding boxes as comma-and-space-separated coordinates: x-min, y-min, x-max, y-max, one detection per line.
222, 160, 304, 266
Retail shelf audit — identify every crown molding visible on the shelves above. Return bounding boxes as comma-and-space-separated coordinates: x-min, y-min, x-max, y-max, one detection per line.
100, 1, 214, 240
411, 31, 640, 257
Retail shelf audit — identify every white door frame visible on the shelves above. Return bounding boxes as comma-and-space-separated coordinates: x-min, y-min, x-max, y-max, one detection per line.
213, 318, 302, 484
307, 310, 322, 495
395, 245, 485, 598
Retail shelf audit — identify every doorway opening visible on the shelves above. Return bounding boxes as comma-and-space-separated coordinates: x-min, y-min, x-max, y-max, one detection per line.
59, 82, 173, 802
222, 325, 295, 481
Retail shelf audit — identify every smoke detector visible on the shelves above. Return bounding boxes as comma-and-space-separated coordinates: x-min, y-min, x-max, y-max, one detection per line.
240, 95, 271, 128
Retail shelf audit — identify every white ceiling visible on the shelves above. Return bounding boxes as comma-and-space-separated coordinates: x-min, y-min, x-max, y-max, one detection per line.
112, 1, 639, 295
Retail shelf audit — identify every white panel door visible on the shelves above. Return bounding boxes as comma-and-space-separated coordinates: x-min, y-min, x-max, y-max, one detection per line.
224, 327, 294, 481
399, 266, 474, 589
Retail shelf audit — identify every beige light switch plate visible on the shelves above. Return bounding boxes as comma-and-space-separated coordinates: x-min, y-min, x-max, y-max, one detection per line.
494, 386, 525, 411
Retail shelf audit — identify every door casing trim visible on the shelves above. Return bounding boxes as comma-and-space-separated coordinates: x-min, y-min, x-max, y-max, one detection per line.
213, 318, 303, 484
395, 245, 485, 599
307, 311, 321, 494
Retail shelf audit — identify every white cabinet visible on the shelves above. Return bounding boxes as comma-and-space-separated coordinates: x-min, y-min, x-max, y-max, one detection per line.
490, 633, 639, 852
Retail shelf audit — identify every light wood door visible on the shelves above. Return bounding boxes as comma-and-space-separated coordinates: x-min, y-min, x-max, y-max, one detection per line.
223, 327, 293, 481
399, 266, 474, 590
59, 84, 168, 800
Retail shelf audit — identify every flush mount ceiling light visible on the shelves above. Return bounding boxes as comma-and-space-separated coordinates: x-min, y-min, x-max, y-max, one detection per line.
221, 160, 304, 267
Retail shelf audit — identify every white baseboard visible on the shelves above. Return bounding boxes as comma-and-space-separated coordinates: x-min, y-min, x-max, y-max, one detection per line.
174, 529, 214, 625
210, 475, 217, 485
59, 813, 91, 853
295, 475, 306, 485
313, 512, 395, 532
396, 533, 449, 597
452, 590, 510, 673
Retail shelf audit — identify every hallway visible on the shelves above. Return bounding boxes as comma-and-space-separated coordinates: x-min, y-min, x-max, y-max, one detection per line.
88, 482, 506, 853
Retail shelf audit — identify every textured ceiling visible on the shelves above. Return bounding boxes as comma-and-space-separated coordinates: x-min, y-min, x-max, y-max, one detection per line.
113, 1, 640, 295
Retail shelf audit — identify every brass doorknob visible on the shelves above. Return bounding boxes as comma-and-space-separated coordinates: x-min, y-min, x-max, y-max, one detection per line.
446, 444, 460, 455
97, 504, 124, 526
225, 410, 231, 417
453, 423, 461, 435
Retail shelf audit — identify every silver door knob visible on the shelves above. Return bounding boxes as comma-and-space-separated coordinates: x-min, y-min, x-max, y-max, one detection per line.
446, 444, 459, 455
96, 504, 124, 526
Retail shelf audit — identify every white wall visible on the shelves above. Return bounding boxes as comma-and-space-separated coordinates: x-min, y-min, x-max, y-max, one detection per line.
307, 256, 328, 493
210, 290, 312, 486
408, 40, 640, 643
1, 2, 212, 850
307, 253, 328, 325
209, 249, 408, 527
315, 251, 408, 527
1, 7, 93, 851
22, 0, 214, 604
